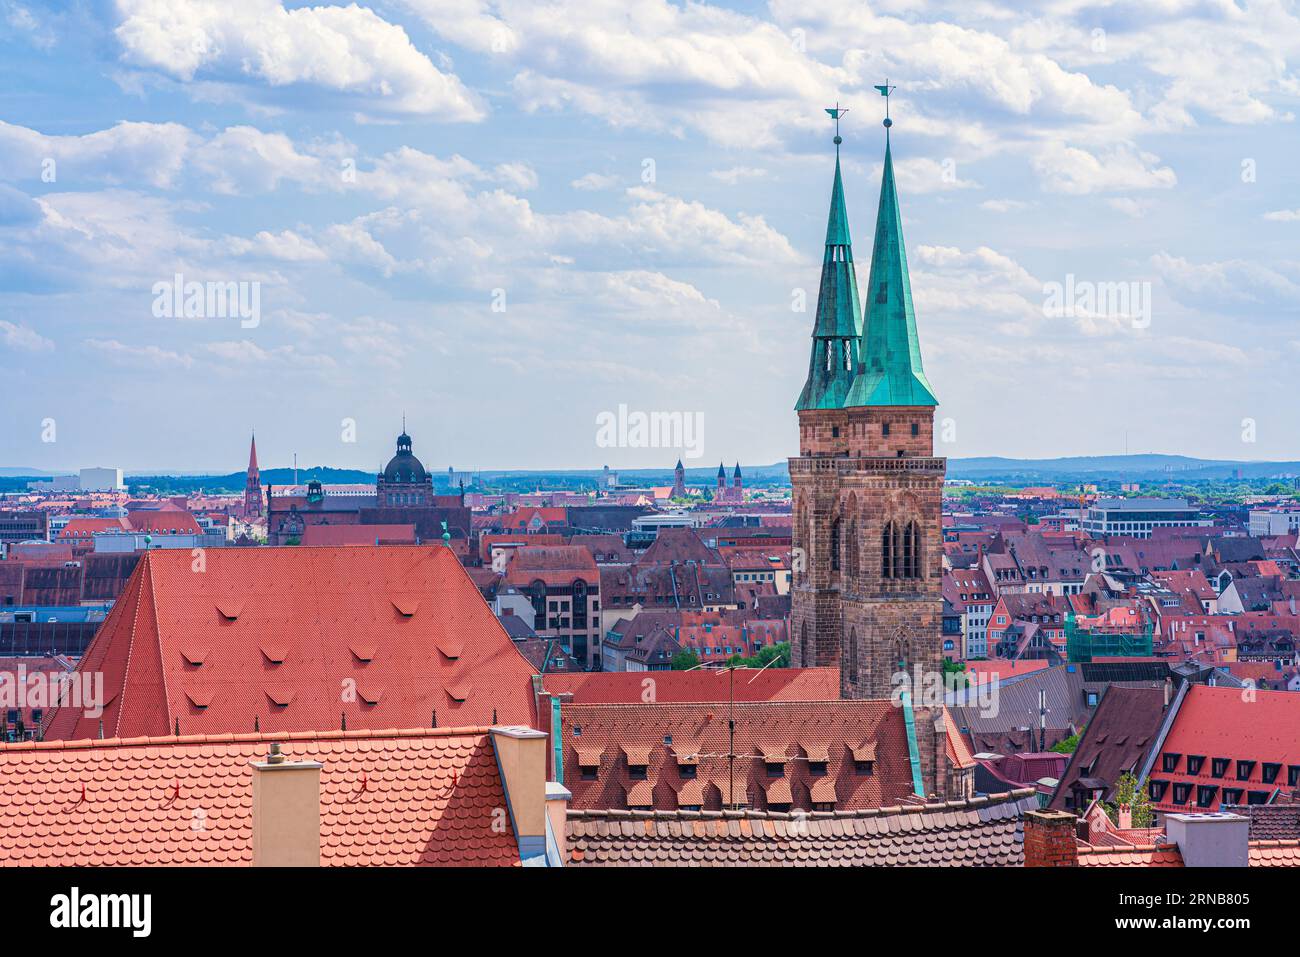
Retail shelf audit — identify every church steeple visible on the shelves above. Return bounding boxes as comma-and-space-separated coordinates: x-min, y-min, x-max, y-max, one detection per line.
243, 432, 263, 519
796, 105, 863, 412
845, 89, 937, 408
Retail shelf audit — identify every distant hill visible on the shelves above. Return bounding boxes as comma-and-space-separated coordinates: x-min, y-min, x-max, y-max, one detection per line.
946, 455, 1300, 483
3, 454, 1298, 491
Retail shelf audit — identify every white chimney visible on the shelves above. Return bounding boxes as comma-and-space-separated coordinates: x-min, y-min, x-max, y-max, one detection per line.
1165, 812, 1249, 868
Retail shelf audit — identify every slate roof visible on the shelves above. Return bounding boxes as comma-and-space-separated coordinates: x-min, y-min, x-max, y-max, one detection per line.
0, 727, 520, 866
565, 789, 1040, 866
1221, 804, 1300, 841
1049, 686, 1168, 810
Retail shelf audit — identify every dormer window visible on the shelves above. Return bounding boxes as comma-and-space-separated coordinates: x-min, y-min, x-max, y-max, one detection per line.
1162, 753, 1181, 773
1186, 755, 1205, 775
1237, 760, 1257, 781
1262, 762, 1281, 784
1211, 758, 1229, 778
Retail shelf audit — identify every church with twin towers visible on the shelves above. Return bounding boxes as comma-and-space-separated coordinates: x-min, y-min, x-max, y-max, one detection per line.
790, 90, 946, 703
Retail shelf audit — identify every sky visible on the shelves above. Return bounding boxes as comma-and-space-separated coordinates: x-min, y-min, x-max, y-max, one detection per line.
1, 0, 1298, 474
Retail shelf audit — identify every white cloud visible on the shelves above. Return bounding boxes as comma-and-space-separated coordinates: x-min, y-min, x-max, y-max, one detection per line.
710, 166, 767, 185
86, 338, 194, 369
1263, 208, 1300, 222
1031, 142, 1177, 194
571, 172, 622, 191
980, 198, 1031, 212
223, 230, 327, 262
0, 119, 196, 189
0, 320, 53, 352
1106, 197, 1154, 218
114, 0, 483, 119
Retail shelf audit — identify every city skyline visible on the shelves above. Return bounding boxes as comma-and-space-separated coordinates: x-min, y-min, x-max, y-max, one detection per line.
2, 1, 1298, 472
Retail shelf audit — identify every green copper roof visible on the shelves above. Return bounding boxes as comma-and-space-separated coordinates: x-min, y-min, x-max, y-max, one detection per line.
845, 140, 937, 407
825, 154, 851, 247
796, 153, 863, 411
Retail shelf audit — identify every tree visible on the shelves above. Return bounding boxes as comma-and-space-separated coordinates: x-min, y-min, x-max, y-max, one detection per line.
1050, 730, 1082, 754
670, 649, 700, 671
723, 642, 792, 670
942, 658, 970, 689
1104, 771, 1154, 829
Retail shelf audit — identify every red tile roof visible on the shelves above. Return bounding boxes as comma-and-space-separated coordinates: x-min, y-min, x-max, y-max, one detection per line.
539, 667, 840, 705
504, 545, 599, 587
299, 524, 417, 546
0, 727, 520, 866
126, 510, 203, 535
43, 546, 537, 740
56, 517, 130, 540
558, 700, 916, 813
1150, 685, 1300, 813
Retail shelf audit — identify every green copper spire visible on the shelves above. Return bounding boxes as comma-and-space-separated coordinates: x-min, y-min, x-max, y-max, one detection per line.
796, 106, 863, 412
846, 88, 937, 408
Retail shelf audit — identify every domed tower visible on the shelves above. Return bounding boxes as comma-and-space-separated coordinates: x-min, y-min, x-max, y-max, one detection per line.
377, 427, 434, 507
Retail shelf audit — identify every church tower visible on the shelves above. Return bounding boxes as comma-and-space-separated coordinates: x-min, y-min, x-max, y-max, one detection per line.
790, 96, 945, 702
672, 459, 687, 498
243, 433, 262, 519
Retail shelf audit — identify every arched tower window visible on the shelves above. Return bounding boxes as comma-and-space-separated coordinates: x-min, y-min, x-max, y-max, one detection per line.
881, 520, 896, 578
882, 519, 922, 580
800, 622, 811, 666
847, 628, 859, 684
903, 520, 922, 579
830, 517, 841, 572
845, 494, 859, 579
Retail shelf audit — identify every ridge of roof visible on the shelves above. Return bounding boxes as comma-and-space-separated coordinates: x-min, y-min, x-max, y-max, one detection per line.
4, 724, 496, 753
565, 786, 1038, 821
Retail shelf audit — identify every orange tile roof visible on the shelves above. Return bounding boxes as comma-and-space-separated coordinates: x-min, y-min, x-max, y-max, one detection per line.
44, 545, 537, 740
1077, 844, 1184, 867
0, 727, 520, 866
1249, 840, 1300, 866
944, 711, 977, 770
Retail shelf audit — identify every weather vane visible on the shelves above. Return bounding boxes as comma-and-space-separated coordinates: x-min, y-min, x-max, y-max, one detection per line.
824, 102, 849, 148
874, 80, 897, 133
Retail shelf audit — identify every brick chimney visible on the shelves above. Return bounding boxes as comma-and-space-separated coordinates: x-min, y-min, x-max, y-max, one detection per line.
1023, 809, 1080, 867
250, 742, 323, 867
1117, 804, 1132, 829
